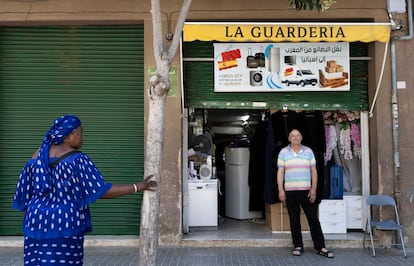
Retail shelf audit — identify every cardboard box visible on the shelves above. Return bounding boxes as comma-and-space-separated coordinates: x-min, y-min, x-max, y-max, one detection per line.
327, 60, 337, 68
265, 203, 309, 232
325, 66, 337, 73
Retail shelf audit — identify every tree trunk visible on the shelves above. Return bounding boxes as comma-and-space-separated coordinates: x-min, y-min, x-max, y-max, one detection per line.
138, 73, 167, 266
139, 1, 193, 265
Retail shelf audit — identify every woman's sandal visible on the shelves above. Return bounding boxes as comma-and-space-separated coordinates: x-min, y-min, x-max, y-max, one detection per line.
317, 248, 334, 258
292, 247, 303, 256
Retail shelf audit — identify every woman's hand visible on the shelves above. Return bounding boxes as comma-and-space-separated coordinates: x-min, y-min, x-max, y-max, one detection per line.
137, 175, 157, 192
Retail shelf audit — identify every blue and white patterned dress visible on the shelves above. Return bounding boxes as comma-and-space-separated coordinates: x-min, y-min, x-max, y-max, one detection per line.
13, 151, 112, 265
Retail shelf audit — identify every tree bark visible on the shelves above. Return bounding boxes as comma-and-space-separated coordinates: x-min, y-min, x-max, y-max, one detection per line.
139, 1, 193, 265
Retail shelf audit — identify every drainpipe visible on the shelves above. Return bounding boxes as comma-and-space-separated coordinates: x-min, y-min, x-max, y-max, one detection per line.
390, 0, 413, 209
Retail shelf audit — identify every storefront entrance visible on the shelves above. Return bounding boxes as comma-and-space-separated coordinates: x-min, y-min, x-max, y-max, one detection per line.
183, 107, 369, 238
180, 22, 387, 238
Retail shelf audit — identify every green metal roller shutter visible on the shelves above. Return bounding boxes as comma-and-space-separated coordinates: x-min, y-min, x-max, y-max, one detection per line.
183, 41, 368, 110
0, 25, 145, 235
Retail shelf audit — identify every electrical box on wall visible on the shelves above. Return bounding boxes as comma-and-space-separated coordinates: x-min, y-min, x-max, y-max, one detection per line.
397, 81, 406, 89
387, 0, 406, 13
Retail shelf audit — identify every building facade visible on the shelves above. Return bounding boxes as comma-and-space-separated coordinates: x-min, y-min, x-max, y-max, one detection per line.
1, 0, 414, 247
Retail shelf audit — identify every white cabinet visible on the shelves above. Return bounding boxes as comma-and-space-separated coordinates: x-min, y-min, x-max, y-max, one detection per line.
319, 200, 346, 233
343, 195, 364, 229
188, 180, 218, 227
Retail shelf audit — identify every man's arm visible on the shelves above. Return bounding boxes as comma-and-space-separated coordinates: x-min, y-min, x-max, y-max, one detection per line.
308, 166, 318, 203
277, 167, 286, 202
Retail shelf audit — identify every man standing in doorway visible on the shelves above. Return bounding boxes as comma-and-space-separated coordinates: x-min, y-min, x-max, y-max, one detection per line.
277, 129, 334, 258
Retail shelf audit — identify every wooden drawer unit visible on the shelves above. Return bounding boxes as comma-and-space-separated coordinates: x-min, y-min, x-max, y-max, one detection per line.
318, 200, 346, 233
344, 195, 363, 229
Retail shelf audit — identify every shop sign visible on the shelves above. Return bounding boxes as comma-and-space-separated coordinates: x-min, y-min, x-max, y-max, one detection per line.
214, 42, 349, 92
183, 23, 390, 43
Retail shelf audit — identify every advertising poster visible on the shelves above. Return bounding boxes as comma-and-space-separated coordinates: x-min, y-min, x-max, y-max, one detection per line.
214, 42, 350, 92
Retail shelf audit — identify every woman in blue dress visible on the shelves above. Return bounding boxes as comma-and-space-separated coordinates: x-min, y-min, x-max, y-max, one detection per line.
12, 114, 157, 265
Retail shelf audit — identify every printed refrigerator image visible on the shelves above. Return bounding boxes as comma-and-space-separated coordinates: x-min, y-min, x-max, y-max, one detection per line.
224, 147, 261, 220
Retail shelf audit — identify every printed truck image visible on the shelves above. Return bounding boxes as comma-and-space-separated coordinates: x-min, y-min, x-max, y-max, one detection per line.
281, 66, 318, 87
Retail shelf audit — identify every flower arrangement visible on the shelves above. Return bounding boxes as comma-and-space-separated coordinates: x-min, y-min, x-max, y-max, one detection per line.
324, 124, 337, 162
323, 111, 361, 161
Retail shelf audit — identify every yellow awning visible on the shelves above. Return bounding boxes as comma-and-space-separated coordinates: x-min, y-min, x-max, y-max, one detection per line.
183, 23, 390, 43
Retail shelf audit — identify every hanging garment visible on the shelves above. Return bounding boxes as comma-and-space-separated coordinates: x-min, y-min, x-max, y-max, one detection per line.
248, 114, 267, 211
263, 112, 278, 204
263, 110, 300, 204
297, 111, 326, 204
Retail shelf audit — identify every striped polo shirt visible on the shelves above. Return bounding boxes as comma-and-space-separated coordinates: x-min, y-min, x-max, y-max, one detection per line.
277, 144, 316, 191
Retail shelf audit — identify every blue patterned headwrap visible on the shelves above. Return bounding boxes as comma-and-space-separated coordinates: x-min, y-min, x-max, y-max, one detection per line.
34, 114, 81, 194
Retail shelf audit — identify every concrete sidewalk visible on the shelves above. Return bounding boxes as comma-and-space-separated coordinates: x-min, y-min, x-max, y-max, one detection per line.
1, 245, 412, 265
